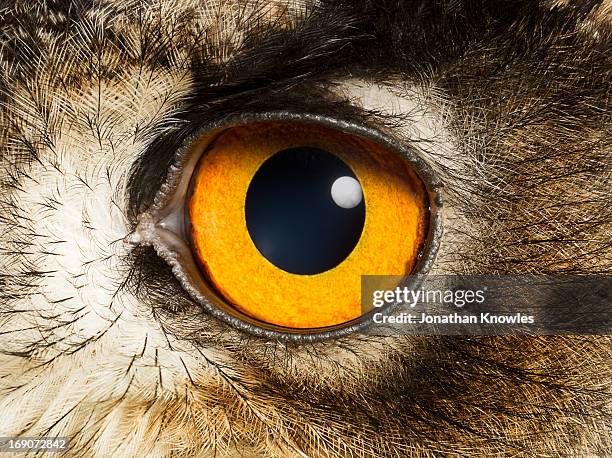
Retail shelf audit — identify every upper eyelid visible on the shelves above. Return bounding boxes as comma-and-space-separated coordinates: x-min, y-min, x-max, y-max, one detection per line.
125, 85, 436, 221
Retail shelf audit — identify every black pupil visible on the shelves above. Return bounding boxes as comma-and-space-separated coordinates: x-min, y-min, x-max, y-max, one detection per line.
245, 147, 366, 275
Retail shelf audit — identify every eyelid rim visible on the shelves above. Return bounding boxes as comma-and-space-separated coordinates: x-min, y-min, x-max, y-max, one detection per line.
136, 111, 443, 342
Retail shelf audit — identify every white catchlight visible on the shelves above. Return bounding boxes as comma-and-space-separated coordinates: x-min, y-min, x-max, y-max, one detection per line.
331, 176, 363, 209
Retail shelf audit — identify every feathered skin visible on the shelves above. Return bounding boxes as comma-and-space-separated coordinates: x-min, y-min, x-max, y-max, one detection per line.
0, 1, 610, 456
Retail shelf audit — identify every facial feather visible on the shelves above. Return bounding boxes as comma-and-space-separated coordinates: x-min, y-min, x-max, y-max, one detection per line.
0, 1, 610, 457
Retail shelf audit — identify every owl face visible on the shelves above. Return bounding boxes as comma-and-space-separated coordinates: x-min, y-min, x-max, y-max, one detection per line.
0, 1, 610, 456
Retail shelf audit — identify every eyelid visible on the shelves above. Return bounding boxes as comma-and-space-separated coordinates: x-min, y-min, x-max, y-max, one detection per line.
128, 111, 444, 341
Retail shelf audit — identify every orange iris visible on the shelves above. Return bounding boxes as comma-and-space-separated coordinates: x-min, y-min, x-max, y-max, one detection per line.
188, 121, 429, 329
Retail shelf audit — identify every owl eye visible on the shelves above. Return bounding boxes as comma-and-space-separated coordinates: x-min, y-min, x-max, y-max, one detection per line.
136, 113, 441, 339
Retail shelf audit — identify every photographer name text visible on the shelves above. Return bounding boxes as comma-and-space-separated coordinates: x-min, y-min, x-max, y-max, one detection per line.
372, 312, 535, 325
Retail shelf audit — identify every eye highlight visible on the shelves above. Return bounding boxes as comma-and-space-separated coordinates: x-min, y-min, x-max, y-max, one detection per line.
135, 113, 441, 339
